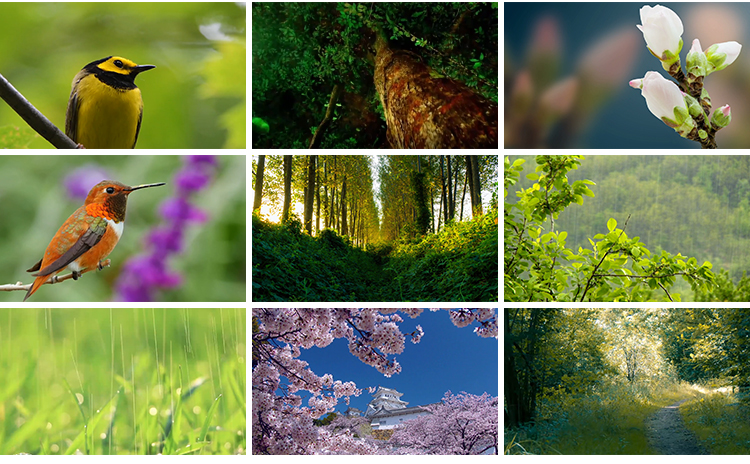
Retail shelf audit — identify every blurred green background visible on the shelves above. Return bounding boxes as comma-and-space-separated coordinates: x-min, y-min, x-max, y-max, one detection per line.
0, 2, 246, 149
0, 155, 246, 302
0, 308, 246, 455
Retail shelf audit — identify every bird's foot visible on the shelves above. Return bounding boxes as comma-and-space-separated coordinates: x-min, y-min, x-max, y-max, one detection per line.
72, 271, 80, 280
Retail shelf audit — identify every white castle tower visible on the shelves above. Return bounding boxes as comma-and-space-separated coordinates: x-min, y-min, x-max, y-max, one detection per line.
364, 386, 431, 430
364, 387, 409, 417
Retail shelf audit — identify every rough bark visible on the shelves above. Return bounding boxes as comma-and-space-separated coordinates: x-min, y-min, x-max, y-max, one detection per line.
252, 154, 266, 212
373, 34, 497, 148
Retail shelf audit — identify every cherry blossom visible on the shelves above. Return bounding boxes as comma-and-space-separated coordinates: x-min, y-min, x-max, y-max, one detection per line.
390, 391, 499, 455
252, 309, 497, 454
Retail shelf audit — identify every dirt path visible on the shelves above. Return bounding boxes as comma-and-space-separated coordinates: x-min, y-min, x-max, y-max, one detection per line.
645, 399, 709, 455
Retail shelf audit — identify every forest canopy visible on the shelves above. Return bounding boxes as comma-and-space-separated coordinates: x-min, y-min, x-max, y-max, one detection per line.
252, 2, 498, 148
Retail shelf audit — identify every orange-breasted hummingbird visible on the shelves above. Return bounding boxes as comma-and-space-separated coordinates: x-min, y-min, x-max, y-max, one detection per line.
24, 180, 165, 301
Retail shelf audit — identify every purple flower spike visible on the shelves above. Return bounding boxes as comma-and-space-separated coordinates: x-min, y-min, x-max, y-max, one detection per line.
114, 155, 217, 301
64, 165, 111, 201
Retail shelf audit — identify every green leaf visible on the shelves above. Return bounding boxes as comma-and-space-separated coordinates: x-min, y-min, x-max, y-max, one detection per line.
199, 394, 222, 443
252, 117, 270, 134
607, 218, 617, 232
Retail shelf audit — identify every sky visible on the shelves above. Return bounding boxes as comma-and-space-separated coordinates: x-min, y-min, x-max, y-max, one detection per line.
291, 309, 499, 415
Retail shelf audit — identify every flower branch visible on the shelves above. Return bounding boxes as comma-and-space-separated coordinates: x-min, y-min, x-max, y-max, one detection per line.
630, 4, 741, 148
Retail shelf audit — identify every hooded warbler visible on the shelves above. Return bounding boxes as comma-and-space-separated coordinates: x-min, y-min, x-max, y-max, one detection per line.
65, 56, 155, 149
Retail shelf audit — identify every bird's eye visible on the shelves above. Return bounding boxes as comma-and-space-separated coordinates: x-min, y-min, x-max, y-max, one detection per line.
114, 60, 123, 68
106, 187, 115, 194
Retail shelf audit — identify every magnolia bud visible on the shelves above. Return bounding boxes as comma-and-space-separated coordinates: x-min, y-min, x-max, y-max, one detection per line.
637, 5, 684, 67
686, 39, 708, 80
711, 104, 731, 129
705, 41, 742, 74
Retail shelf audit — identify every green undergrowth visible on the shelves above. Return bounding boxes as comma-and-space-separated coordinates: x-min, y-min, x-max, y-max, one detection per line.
681, 390, 750, 454
384, 207, 498, 301
252, 213, 389, 301
505, 380, 702, 455
252, 208, 498, 302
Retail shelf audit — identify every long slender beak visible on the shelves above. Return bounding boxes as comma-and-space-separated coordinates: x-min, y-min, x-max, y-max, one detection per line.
128, 182, 166, 192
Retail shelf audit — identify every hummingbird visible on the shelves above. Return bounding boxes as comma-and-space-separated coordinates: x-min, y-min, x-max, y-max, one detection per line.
24, 180, 165, 301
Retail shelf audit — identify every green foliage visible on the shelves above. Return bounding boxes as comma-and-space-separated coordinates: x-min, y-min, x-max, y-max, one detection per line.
252, 117, 270, 134
384, 206, 498, 302
0, 309, 245, 455
252, 205, 497, 302
510, 156, 750, 290
312, 412, 337, 427
505, 155, 716, 302
252, 212, 388, 302
252, 2, 497, 148
660, 309, 750, 390
681, 393, 750, 454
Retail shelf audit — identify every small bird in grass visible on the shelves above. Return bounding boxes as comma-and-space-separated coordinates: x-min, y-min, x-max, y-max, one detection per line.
24, 180, 165, 301
65, 56, 155, 149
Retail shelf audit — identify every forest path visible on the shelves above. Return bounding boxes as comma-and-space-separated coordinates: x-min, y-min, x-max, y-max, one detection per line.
645, 399, 708, 455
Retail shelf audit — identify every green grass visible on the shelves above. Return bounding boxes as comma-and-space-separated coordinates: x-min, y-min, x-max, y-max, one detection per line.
0, 308, 246, 455
505, 380, 704, 455
681, 390, 750, 454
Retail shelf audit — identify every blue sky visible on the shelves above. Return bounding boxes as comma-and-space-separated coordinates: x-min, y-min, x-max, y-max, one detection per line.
294, 309, 498, 415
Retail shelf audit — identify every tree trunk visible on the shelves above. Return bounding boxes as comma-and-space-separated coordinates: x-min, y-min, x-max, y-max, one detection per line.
470, 155, 483, 216
281, 155, 292, 223
447, 155, 454, 221
440, 155, 448, 225
340, 176, 348, 236
373, 34, 497, 148
465, 155, 483, 217
304, 155, 316, 234
459, 169, 468, 221
252, 155, 266, 212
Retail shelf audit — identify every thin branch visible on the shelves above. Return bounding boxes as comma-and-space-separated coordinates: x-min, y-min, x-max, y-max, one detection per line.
308, 84, 342, 149
578, 214, 631, 302
0, 259, 110, 294
0, 72, 78, 149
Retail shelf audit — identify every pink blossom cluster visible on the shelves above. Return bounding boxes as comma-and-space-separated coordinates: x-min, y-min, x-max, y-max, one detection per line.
252, 308, 424, 454
390, 391, 499, 455
252, 308, 496, 455
434, 308, 498, 338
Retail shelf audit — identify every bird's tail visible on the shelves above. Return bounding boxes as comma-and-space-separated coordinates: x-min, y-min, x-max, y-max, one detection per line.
23, 275, 48, 301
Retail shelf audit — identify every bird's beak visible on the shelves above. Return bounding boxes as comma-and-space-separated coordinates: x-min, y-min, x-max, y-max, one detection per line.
133, 64, 156, 75
128, 182, 166, 192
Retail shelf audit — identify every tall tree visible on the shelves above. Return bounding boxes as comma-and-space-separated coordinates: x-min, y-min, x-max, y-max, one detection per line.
253, 155, 266, 212
282, 155, 293, 222
373, 34, 497, 148
447, 155, 454, 221
465, 155, 483, 216
303, 155, 317, 234
340, 176, 348, 236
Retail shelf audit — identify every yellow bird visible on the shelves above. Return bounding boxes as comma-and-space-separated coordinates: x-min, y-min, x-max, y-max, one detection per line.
65, 56, 155, 149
